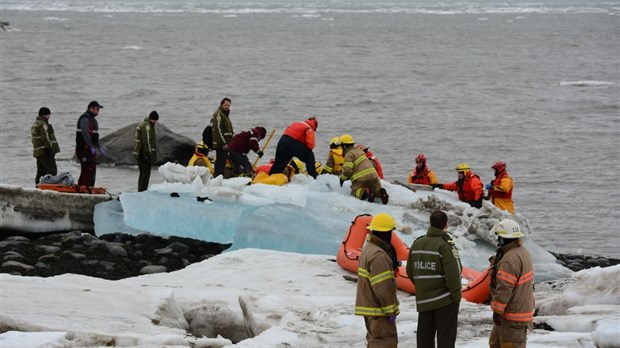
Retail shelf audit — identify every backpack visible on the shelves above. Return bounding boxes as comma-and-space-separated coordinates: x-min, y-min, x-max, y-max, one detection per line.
202, 124, 213, 150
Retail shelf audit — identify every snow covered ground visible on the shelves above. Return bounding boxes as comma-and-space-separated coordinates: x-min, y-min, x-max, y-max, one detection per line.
1, 250, 619, 347
2, 165, 619, 347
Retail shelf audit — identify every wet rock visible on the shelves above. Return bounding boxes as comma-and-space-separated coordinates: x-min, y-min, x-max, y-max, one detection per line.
0, 231, 230, 280
550, 252, 620, 272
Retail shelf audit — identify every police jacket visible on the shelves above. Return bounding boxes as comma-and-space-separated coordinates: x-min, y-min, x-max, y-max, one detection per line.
133, 118, 157, 164
406, 226, 462, 312
490, 239, 534, 325
31, 116, 60, 158
355, 234, 400, 317
341, 146, 379, 183
211, 107, 233, 150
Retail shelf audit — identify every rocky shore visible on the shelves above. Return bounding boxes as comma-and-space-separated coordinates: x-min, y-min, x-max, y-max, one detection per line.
0, 232, 230, 280
1, 231, 618, 280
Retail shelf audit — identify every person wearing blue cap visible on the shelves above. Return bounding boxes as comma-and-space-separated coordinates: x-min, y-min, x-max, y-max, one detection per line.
75, 100, 104, 186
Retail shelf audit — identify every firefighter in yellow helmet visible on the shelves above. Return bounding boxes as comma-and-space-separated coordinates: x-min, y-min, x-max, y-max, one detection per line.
188, 141, 214, 174
355, 213, 400, 347
433, 163, 484, 208
324, 136, 344, 175
339, 134, 389, 204
489, 219, 534, 348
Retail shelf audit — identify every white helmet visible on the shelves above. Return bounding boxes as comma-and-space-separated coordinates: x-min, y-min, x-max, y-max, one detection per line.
491, 219, 525, 239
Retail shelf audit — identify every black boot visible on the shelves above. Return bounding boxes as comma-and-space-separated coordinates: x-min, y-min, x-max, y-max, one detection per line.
380, 188, 389, 204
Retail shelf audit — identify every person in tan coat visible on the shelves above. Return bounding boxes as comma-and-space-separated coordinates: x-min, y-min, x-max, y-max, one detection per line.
489, 219, 535, 348
355, 213, 400, 347
339, 134, 388, 204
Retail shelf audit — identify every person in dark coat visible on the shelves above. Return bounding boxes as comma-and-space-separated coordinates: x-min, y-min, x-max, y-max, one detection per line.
75, 101, 104, 186
31, 107, 60, 185
227, 126, 267, 177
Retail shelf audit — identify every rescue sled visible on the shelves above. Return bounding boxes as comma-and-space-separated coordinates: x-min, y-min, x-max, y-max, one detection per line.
38, 184, 108, 195
336, 214, 491, 303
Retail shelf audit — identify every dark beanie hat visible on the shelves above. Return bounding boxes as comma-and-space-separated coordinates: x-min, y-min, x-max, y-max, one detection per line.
149, 111, 159, 120
38, 107, 51, 116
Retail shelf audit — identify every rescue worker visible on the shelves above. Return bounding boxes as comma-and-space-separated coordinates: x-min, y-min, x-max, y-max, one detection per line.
355, 213, 400, 347
433, 163, 484, 208
487, 161, 515, 215
408, 154, 438, 185
406, 210, 462, 348
188, 141, 214, 174
227, 126, 267, 177
132, 111, 159, 192
31, 107, 60, 185
75, 100, 104, 186
340, 135, 389, 204
323, 136, 344, 175
269, 116, 319, 178
489, 219, 534, 348
357, 145, 384, 180
210, 97, 233, 178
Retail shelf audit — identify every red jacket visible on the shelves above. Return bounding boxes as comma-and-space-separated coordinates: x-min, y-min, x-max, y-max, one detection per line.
443, 171, 484, 202
282, 119, 317, 150
228, 128, 262, 154
365, 149, 384, 179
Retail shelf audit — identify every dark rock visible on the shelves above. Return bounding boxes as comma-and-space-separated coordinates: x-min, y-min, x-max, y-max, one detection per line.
0, 231, 229, 280
550, 251, 620, 272
96, 123, 196, 166
533, 321, 555, 331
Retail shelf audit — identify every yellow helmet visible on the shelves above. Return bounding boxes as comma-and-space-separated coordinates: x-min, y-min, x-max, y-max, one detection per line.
329, 137, 341, 147
340, 134, 355, 145
491, 219, 525, 239
455, 163, 470, 173
367, 213, 395, 232
315, 161, 323, 174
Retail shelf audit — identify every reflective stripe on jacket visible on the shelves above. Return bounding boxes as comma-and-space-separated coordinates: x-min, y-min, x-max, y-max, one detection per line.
324, 148, 344, 174
282, 121, 315, 150
31, 116, 60, 157
211, 107, 233, 149
355, 235, 400, 317
340, 147, 379, 183
408, 165, 438, 185
443, 171, 483, 202
406, 226, 462, 312
490, 240, 535, 323
133, 118, 157, 163
489, 171, 514, 214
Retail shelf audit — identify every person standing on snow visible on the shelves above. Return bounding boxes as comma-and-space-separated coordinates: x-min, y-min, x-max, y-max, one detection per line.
269, 116, 319, 179
486, 161, 515, 215
339, 134, 388, 204
432, 163, 484, 208
75, 100, 104, 186
31, 107, 60, 185
210, 97, 233, 178
355, 213, 400, 347
323, 136, 344, 175
132, 111, 159, 192
489, 219, 534, 348
227, 126, 267, 177
407, 210, 462, 348
408, 153, 439, 185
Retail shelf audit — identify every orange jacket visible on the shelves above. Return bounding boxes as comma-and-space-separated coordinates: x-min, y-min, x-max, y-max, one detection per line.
443, 171, 484, 203
282, 119, 317, 150
408, 165, 438, 185
489, 171, 514, 214
365, 149, 384, 179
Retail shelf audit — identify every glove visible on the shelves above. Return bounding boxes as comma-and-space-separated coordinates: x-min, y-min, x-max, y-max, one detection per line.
132, 152, 139, 159
257, 150, 264, 158
98, 147, 105, 156
339, 178, 345, 187
485, 183, 493, 190
493, 312, 501, 326
431, 183, 443, 189
89, 147, 96, 155
388, 314, 397, 324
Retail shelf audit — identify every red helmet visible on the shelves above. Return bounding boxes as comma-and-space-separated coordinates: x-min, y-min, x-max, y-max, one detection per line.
492, 161, 506, 172
415, 154, 427, 163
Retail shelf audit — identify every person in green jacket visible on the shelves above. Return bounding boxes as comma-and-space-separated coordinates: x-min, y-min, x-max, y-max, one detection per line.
133, 111, 159, 192
31, 107, 60, 185
407, 210, 462, 348
210, 97, 233, 178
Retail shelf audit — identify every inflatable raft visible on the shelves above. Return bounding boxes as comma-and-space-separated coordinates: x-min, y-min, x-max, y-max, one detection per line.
336, 214, 491, 303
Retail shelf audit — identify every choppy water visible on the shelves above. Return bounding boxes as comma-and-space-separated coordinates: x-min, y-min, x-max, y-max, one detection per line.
1, 0, 619, 257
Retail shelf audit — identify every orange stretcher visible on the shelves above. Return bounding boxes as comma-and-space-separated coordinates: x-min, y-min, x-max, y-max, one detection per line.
38, 184, 108, 195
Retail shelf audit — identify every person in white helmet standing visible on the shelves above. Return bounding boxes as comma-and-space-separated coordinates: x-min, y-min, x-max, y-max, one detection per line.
489, 219, 535, 348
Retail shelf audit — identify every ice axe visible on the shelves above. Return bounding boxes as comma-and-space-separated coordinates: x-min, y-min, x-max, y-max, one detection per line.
252, 128, 276, 170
